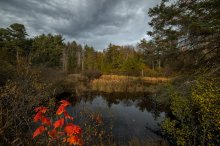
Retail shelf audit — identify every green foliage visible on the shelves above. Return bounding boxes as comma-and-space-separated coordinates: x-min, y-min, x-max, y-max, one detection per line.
100, 44, 148, 76
161, 78, 220, 145
84, 45, 96, 71
148, 0, 220, 72
31, 34, 64, 67
192, 78, 220, 144
67, 42, 78, 72
138, 39, 162, 69
0, 23, 28, 64
0, 23, 168, 77
121, 56, 141, 76
0, 23, 29, 84
103, 44, 122, 70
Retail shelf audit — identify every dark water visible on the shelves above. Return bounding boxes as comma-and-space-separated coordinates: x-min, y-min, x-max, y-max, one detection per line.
67, 93, 166, 142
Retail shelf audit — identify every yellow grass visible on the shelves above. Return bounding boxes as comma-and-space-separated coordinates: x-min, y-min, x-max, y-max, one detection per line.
91, 75, 170, 93
97, 75, 170, 83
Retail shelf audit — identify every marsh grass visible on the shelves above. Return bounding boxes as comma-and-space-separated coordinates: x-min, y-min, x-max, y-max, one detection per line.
91, 75, 170, 93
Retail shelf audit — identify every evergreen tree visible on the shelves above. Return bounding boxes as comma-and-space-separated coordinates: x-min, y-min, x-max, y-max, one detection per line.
148, 0, 220, 72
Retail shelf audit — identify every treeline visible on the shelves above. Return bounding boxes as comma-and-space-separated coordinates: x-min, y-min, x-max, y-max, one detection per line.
63, 42, 168, 76
1, 0, 219, 79
0, 24, 64, 67
0, 23, 174, 85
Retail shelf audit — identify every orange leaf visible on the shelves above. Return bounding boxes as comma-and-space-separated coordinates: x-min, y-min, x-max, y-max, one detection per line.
33, 126, 45, 138
41, 116, 51, 126
64, 111, 74, 120
60, 100, 71, 107
34, 106, 47, 113
64, 123, 82, 136
56, 105, 66, 115
67, 135, 80, 145
33, 112, 42, 122
54, 118, 64, 129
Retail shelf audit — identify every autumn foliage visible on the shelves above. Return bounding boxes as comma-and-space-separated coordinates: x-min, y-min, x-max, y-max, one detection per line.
32, 100, 83, 145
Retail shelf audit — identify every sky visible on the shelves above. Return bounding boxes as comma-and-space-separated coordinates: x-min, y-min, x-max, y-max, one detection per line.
0, 0, 161, 50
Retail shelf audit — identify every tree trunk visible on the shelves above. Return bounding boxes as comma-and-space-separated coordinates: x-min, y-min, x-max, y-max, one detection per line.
152, 61, 155, 70
62, 47, 68, 72
77, 50, 81, 69
16, 47, 19, 65
81, 50, 84, 73
158, 59, 161, 69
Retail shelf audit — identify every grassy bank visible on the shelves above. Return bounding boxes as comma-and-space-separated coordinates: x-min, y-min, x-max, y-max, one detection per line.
91, 75, 170, 93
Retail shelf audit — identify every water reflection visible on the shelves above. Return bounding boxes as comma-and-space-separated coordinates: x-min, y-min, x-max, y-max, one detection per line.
69, 92, 166, 142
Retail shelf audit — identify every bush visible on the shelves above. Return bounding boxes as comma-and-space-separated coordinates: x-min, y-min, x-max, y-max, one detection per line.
0, 60, 15, 85
161, 77, 220, 145
0, 64, 51, 145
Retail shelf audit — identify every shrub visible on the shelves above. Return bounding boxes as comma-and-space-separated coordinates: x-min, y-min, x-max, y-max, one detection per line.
161, 77, 220, 145
0, 60, 15, 85
0, 64, 50, 145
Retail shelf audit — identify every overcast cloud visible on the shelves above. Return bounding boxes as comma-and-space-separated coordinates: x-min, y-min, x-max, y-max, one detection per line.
0, 0, 161, 50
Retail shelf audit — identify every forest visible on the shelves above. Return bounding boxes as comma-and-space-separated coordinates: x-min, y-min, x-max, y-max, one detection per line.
0, 0, 219, 146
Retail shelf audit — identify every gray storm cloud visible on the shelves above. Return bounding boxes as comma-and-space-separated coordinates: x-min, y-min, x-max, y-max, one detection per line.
0, 0, 161, 50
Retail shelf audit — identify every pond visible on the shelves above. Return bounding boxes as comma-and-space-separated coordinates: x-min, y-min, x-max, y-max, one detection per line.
66, 93, 167, 144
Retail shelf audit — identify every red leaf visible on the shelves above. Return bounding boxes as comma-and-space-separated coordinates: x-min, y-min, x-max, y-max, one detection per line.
33, 126, 45, 138
34, 106, 47, 113
56, 105, 66, 115
33, 112, 42, 122
48, 129, 57, 139
41, 116, 51, 126
67, 135, 80, 145
53, 118, 64, 129
64, 111, 74, 120
64, 123, 82, 136
60, 100, 71, 107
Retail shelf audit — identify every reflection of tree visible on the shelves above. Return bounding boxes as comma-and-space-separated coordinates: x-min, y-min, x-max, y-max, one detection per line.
73, 92, 167, 119
122, 100, 134, 107
72, 92, 96, 104
70, 92, 168, 140
136, 96, 166, 119
80, 93, 96, 103
136, 97, 153, 112
104, 93, 121, 107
